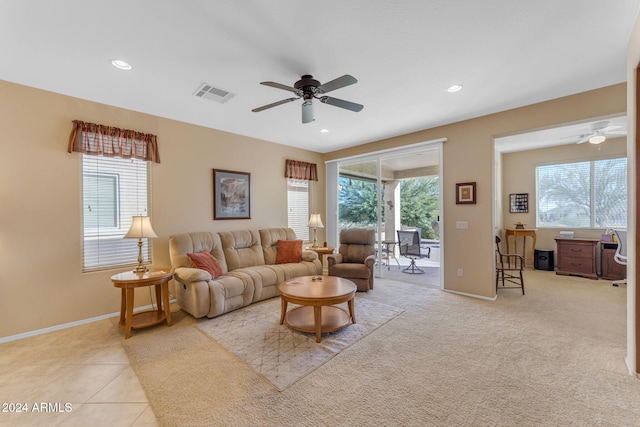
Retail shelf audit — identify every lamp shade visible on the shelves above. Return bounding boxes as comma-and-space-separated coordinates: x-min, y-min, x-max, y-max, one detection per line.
307, 213, 324, 229
124, 216, 158, 239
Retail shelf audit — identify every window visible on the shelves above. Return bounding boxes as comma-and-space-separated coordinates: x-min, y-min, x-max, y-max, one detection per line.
536, 157, 627, 228
287, 179, 310, 241
82, 155, 151, 271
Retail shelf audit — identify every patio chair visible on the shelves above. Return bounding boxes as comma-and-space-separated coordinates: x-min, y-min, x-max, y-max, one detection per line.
397, 229, 430, 274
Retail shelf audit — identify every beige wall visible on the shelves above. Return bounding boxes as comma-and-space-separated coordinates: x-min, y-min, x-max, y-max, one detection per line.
325, 84, 627, 298
0, 80, 325, 339
500, 137, 627, 254
0, 80, 629, 338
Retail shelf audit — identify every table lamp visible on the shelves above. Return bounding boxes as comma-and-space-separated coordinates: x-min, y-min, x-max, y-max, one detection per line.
124, 216, 158, 273
307, 213, 324, 248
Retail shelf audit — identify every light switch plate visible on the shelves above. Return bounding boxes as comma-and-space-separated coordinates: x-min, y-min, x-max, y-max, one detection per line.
456, 221, 469, 229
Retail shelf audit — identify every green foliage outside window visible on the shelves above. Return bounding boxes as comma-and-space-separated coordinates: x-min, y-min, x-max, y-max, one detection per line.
338, 176, 440, 239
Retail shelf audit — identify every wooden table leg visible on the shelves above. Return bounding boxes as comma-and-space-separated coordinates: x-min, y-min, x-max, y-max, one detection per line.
155, 283, 162, 315
119, 288, 126, 327
348, 298, 356, 324
531, 234, 537, 270
125, 288, 134, 339
279, 298, 288, 325
314, 306, 322, 343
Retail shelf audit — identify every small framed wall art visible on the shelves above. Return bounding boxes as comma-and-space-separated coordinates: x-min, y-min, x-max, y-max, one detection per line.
509, 193, 529, 213
456, 182, 476, 204
213, 169, 251, 220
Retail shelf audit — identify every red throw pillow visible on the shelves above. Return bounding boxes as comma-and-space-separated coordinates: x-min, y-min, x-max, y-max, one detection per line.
187, 251, 223, 278
275, 240, 302, 264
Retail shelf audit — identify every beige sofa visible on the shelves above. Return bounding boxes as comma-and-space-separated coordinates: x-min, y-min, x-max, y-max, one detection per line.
169, 228, 322, 318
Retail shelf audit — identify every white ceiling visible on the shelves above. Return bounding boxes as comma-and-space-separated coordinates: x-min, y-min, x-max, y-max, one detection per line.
495, 114, 628, 153
1, 1, 639, 154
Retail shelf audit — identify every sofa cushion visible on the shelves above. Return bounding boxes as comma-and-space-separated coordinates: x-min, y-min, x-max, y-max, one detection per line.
188, 251, 223, 278
219, 230, 265, 271
275, 239, 302, 264
260, 228, 298, 264
170, 232, 228, 274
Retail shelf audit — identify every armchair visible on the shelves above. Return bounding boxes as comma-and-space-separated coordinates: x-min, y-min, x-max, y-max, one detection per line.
327, 228, 376, 291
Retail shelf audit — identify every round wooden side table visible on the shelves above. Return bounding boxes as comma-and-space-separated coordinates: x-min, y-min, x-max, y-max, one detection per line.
306, 246, 335, 270
111, 268, 174, 339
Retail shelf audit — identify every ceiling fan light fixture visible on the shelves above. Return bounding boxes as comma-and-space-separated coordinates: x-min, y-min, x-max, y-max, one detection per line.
447, 84, 463, 93
589, 134, 606, 144
110, 59, 132, 70
253, 74, 362, 123
320, 128, 330, 133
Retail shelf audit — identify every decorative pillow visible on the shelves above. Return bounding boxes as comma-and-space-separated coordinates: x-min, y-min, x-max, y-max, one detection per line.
275, 240, 303, 264
187, 251, 223, 279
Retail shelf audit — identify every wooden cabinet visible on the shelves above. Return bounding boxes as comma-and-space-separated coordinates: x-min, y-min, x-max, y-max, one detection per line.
601, 242, 626, 281
555, 238, 598, 280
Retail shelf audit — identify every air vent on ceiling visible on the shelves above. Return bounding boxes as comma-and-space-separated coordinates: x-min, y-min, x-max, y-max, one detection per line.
193, 83, 235, 103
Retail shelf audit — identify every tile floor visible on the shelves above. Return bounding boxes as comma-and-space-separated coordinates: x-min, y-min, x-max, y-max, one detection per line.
0, 315, 159, 426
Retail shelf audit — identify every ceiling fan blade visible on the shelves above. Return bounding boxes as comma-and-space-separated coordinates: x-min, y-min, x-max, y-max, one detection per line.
252, 97, 298, 112
599, 125, 621, 132
320, 96, 364, 112
316, 75, 357, 94
576, 135, 590, 144
605, 130, 627, 135
260, 81, 300, 94
302, 100, 314, 123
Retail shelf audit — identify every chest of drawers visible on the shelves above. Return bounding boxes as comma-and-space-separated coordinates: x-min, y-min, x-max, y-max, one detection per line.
555, 238, 599, 280
601, 242, 626, 280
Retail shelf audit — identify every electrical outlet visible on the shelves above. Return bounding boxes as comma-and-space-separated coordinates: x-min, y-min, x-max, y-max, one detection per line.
457, 268, 463, 276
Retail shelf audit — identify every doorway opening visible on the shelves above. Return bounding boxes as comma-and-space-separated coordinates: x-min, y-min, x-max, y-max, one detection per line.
329, 143, 443, 288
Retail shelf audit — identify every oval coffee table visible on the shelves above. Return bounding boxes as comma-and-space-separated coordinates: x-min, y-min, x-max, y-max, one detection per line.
278, 276, 357, 343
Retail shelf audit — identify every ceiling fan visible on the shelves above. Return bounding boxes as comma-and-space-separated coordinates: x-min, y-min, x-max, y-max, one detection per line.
569, 121, 627, 144
252, 74, 363, 123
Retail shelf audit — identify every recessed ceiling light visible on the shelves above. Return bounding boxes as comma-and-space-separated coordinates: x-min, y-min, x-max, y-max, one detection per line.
111, 59, 132, 70
320, 129, 330, 133
447, 84, 463, 93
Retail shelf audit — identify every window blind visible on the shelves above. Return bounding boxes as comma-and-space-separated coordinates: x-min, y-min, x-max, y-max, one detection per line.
82, 155, 151, 271
536, 157, 627, 228
287, 179, 310, 241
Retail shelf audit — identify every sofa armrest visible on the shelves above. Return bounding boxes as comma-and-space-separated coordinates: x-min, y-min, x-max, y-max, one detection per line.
301, 250, 319, 262
364, 254, 376, 268
327, 253, 343, 267
175, 267, 212, 282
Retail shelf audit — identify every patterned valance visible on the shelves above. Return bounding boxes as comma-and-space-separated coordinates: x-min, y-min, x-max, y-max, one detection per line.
285, 159, 318, 181
68, 120, 160, 163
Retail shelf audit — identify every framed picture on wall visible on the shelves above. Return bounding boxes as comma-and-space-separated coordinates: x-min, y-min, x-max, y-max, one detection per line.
213, 169, 251, 220
456, 182, 476, 204
509, 193, 529, 213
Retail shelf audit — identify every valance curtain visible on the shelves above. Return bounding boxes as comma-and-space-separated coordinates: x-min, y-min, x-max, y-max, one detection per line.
68, 120, 160, 163
285, 159, 318, 181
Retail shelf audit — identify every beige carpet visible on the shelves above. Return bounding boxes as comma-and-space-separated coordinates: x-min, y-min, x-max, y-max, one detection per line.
196, 297, 403, 390
124, 271, 640, 426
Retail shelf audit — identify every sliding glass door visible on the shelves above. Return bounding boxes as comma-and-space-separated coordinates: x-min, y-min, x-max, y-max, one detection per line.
329, 142, 443, 284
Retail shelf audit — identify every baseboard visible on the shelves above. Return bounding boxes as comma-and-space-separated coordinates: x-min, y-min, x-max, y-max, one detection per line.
443, 288, 498, 301
0, 299, 177, 344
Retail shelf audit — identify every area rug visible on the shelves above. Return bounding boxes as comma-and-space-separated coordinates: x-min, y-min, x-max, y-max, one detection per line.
196, 296, 404, 390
